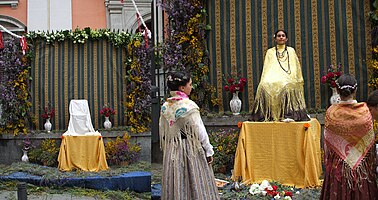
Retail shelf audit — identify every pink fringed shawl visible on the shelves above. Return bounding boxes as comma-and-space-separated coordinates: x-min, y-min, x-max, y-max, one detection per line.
324, 102, 375, 170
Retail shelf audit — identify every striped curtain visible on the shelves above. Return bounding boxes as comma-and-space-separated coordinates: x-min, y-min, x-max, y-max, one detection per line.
206, 0, 372, 112
31, 40, 127, 130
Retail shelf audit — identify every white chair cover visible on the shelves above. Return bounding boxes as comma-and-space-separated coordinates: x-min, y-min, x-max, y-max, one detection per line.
63, 100, 100, 136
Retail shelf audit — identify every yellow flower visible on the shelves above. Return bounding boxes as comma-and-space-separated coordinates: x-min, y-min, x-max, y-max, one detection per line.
133, 40, 141, 47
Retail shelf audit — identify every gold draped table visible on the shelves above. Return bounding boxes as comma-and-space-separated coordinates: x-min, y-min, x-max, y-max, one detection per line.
58, 135, 109, 172
233, 118, 322, 188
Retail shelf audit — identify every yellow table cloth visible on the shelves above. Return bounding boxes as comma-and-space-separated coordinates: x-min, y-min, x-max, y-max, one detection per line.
58, 135, 109, 172
233, 118, 322, 188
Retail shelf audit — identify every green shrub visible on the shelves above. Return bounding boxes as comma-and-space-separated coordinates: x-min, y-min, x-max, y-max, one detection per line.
28, 139, 59, 167
209, 128, 239, 174
105, 132, 141, 166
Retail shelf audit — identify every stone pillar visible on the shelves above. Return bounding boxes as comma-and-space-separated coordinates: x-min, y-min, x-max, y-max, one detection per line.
105, 0, 124, 31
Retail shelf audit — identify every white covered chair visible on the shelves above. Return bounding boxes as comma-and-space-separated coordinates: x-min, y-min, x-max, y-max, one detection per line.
63, 99, 100, 136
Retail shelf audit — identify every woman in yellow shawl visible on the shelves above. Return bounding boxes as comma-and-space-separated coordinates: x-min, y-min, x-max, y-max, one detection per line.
159, 71, 220, 200
320, 74, 378, 199
250, 30, 310, 121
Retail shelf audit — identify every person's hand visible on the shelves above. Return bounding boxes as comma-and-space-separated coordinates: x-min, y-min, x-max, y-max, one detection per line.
206, 156, 213, 164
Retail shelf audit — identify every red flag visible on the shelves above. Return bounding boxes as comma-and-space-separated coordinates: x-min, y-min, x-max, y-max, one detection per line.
20, 36, 27, 55
0, 32, 4, 49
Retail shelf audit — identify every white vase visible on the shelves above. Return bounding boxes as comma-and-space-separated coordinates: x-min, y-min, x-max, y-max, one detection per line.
330, 87, 341, 105
21, 150, 29, 162
104, 116, 112, 129
44, 118, 52, 133
230, 91, 242, 115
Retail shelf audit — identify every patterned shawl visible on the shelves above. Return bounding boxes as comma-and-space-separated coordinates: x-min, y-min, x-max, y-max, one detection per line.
324, 102, 375, 170
161, 91, 199, 126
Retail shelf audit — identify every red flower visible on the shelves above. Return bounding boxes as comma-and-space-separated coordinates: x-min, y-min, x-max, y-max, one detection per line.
284, 191, 293, 197
330, 80, 337, 87
272, 185, 278, 191
100, 104, 116, 117
240, 78, 247, 84
321, 63, 343, 88
224, 73, 247, 94
304, 123, 311, 131
237, 121, 243, 129
326, 72, 334, 79
321, 76, 327, 84
41, 103, 55, 119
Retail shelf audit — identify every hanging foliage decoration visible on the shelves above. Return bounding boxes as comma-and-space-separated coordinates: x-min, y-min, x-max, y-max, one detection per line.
0, 38, 32, 135
125, 34, 152, 133
160, 0, 218, 111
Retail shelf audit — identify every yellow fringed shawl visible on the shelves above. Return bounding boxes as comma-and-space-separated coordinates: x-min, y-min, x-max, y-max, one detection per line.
252, 45, 307, 121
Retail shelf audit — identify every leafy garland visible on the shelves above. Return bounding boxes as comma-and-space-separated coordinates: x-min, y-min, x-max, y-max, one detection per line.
0, 38, 32, 135
160, 0, 218, 110
368, 0, 378, 89
125, 34, 152, 133
26, 28, 132, 47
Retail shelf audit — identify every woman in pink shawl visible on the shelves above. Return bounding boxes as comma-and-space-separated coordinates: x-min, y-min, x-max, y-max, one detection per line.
320, 74, 378, 199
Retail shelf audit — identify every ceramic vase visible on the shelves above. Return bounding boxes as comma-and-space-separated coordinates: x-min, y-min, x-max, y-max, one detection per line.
21, 150, 29, 162
330, 87, 341, 105
44, 118, 52, 133
104, 116, 112, 129
230, 91, 242, 115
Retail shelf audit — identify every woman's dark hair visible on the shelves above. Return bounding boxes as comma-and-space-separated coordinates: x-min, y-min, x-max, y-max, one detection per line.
336, 74, 357, 97
274, 30, 288, 39
367, 90, 378, 107
166, 71, 191, 91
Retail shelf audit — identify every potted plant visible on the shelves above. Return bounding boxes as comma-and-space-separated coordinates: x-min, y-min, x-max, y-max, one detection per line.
223, 73, 247, 115
321, 63, 343, 104
100, 103, 116, 129
41, 102, 55, 132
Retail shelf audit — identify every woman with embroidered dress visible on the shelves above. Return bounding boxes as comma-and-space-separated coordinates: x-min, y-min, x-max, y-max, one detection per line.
320, 74, 378, 199
159, 71, 220, 200
250, 30, 310, 122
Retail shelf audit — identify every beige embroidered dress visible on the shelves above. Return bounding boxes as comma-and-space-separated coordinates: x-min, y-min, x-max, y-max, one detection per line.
159, 91, 220, 200
251, 45, 310, 121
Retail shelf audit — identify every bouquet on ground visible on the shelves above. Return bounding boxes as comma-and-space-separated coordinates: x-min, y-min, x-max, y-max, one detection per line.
224, 73, 247, 94
321, 63, 343, 88
41, 102, 55, 119
249, 180, 296, 199
100, 103, 116, 117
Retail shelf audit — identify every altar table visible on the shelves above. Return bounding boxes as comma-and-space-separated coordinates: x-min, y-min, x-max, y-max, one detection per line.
58, 135, 109, 172
233, 118, 322, 188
